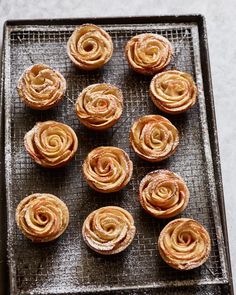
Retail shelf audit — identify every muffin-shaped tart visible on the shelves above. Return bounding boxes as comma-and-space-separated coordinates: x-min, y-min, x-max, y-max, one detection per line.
158, 218, 211, 270
130, 115, 179, 162
125, 33, 173, 75
82, 206, 136, 254
76, 83, 123, 130
83, 146, 133, 193
16, 193, 69, 242
150, 70, 198, 114
17, 64, 66, 110
67, 24, 113, 70
139, 170, 189, 218
24, 121, 78, 168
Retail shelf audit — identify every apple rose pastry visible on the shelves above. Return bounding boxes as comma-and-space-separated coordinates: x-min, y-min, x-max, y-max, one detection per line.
82, 206, 136, 254
158, 218, 211, 270
139, 170, 189, 218
125, 33, 173, 75
149, 70, 198, 114
130, 115, 179, 162
16, 193, 69, 242
17, 64, 66, 110
83, 146, 133, 193
67, 24, 113, 70
75, 83, 123, 130
24, 121, 78, 168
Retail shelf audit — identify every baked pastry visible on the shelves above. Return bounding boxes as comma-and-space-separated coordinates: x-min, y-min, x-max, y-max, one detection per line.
158, 218, 211, 270
24, 121, 78, 168
149, 70, 198, 114
16, 193, 69, 242
67, 24, 113, 70
83, 146, 133, 193
75, 83, 123, 130
139, 170, 189, 218
130, 115, 179, 162
17, 64, 66, 110
125, 33, 173, 75
82, 206, 136, 254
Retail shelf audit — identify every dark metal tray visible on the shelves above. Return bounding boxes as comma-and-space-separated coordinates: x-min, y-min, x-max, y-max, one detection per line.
0, 15, 233, 295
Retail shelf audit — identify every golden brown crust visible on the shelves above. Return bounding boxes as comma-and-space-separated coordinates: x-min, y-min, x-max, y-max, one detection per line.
82, 206, 136, 255
24, 121, 78, 168
158, 218, 211, 270
16, 193, 69, 243
149, 70, 198, 114
130, 115, 179, 162
67, 24, 113, 70
125, 33, 173, 75
139, 170, 189, 218
17, 64, 66, 110
75, 83, 123, 130
83, 146, 133, 193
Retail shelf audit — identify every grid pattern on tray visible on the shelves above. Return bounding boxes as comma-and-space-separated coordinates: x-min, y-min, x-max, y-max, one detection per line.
4, 23, 227, 294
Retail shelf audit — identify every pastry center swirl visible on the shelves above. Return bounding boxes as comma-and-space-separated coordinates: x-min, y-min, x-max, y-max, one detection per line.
139, 170, 189, 218
149, 70, 197, 114
76, 84, 123, 130
83, 147, 133, 193
67, 24, 113, 70
82, 206, 136, 254
16, 194, 69, 242
130, 115, 179, 162
17, 63, 66, 110
125, 33, 173, 74
158, 218, 211, 270
24, 121, 78, 168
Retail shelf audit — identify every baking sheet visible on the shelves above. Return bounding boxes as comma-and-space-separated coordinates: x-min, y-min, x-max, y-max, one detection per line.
0, 15, 233, 294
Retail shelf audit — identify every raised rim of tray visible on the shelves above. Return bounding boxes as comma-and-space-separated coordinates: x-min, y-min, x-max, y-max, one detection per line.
0, 14, 233, 295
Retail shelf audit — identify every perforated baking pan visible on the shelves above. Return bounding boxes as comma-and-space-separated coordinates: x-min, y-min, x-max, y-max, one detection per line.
0, 15, 233, 295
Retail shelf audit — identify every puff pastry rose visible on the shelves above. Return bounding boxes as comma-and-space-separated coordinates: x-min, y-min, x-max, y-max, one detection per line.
82, 206, 136, 254
67, 24, 113, 70
83, 146, 133, 193
17, 64, 66, 110
158, 218, 211, 270
16, 193, 69, 242
149, 70, 198, 114
139, 170, 189, 218
125, 33, 173, 75
130, 115, 179, 162
75, 83, 123, 130
24, 121, 78, 168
